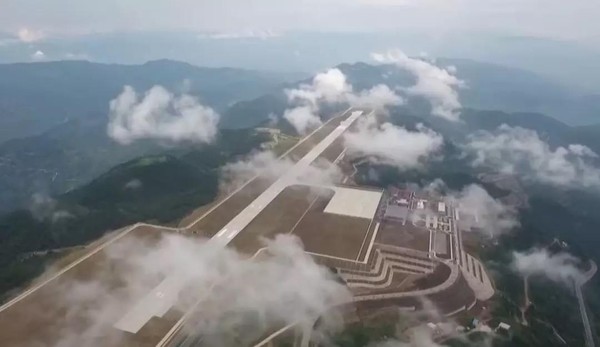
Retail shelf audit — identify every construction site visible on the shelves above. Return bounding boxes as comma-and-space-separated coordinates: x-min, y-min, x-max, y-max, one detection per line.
0, 108, 495, 347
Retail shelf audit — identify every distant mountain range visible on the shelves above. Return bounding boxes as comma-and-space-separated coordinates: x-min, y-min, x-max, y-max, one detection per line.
2, 31, 598, 93
224, 60, 600, 129
0, 59, 293, 143
2, 53, 600, 341
1, 57, 600, 301
1, 58, 599, 215
0, 60, 294, 213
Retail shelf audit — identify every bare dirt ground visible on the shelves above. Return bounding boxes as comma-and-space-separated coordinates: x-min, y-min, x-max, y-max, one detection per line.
0, 226, 173, 347
376, 222, 430, 253
292, 190, 373, 260
0, 111, 356, 347
351, 273, 420, 296
230, 185, 326, 255
177, 115, 346, 230
435, 232, 451, 260
228, 182, 376, 262
355, 269, 476, 317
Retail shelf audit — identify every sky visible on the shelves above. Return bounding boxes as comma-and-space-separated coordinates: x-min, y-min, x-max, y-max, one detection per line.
1, 0, 599, 93
1, 0, 599, 42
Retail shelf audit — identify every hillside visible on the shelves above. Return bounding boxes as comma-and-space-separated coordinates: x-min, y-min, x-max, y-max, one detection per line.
219, 60, 600, 130
3, 58, 598, 215
438, 58, 600, 124
351, 59, 600, 125
0, 60, 293, 213
0, 59, 289, 143
219, 60, 600, 154
0, 127, 268, 296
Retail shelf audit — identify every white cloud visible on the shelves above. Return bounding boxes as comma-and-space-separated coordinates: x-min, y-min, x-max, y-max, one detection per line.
372, 49, 465, 121
51, 210, 74, 223
199, 29, 281, 40
373, 328, 447, 347
107, 85, 220, 145
1, 1, 599, 42
283, 68, 402, 134
31, 50, 46, 61
50, 233, 350, 346
283, 106, 323, 135
347, 84, 404, 111
368, 298, 463, 347
220, 150, 342, 192
464, 125, 600, 188
449, 184, 519, 237
64, 52, 91, 60
286, 68, 352, 108
29, 193, 57, 221
28, 192, 73, 223
283, 68, 351, 134
124, 179, 143, 190
17, 27, 45, 42
512, 248, 584, 284
343, 116, 443, 170
568, 144, 598, 158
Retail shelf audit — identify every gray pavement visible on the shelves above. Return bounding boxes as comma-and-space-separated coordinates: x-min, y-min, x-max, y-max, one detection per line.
160, 109, 368, 346
212, 110, 365, 245
576, 260, 597, 347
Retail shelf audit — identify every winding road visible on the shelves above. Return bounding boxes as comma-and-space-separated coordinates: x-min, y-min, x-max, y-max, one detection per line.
576, 260, 597, 347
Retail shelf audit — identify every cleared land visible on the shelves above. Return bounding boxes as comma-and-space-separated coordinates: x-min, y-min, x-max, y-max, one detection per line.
229, 185, 325, 255
229, 183, 379, 262
354, 263, 475, 316
434, 232, 449, 256
0, 106, 480, 346
178, 114, 347, 233
292, 190, 374, 260
376, 222, 430, 253
0, 109, 363, 347
0, 226, 174, 347
352, 273, 419, 296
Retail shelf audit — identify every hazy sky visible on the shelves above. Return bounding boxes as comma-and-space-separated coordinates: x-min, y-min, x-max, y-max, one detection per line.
1, 0, 599, 42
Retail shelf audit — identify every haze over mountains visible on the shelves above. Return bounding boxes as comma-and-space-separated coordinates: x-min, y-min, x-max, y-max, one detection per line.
0, 59, 297, 142
0, 60, 297, 213
1, 57, 600, 215
2, 1, 600, 346
1, 50, 600, 346
2, 31, 600, 94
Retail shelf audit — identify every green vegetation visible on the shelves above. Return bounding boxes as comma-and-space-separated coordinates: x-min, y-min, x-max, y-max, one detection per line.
132, 155, 169, 167
0, 59, 290, 214
2, 59, 600, 345
465, 184, 600, 346
332, 322, 396, 347
0, 59, 289, 143
0, 128, 268, 299
350, 152, 598, 346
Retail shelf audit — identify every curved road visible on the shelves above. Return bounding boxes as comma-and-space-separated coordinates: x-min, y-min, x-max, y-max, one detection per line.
576, 260, 597, 347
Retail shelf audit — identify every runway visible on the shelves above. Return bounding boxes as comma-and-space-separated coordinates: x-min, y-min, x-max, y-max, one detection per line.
213, 110, 366, 244
0, 106, 370, 347
119, 109, 368, 341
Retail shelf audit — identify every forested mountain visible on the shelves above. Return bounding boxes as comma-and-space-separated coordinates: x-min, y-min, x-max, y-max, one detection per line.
1, 58, 600, 344
0, 60, 293, 213
0, 128, 268, 296
2, 58, 600, 215
0, 59, 290, 143
222, 60, 600, 129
